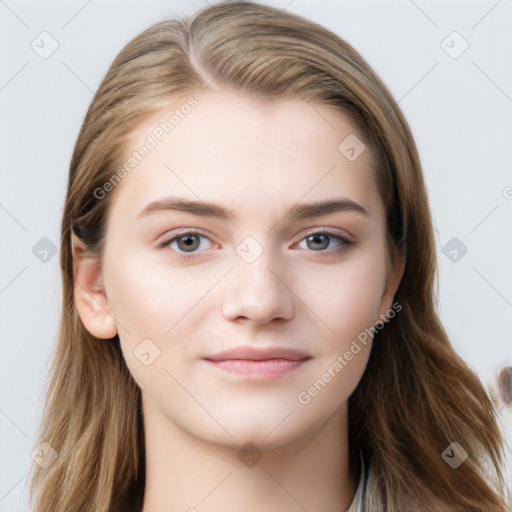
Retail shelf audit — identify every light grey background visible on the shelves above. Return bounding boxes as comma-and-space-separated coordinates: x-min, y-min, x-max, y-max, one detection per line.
1, 0, 511, 509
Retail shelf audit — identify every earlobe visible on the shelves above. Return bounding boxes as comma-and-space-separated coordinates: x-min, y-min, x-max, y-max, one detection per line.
71, 234, 118, 339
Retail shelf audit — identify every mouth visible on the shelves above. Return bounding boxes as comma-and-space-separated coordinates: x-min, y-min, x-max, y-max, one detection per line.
203, 346, 312, 378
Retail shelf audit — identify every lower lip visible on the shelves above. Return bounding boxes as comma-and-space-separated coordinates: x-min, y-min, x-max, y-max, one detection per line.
205, 358, 307, 377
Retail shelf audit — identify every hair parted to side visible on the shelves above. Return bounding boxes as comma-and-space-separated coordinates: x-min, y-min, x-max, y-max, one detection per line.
28, 1, 510, 511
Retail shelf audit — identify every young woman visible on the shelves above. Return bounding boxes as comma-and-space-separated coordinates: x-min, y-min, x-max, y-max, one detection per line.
28, 1, 510, 510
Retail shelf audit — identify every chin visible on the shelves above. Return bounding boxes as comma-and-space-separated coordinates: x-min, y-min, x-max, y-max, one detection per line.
199, 409, 323, 453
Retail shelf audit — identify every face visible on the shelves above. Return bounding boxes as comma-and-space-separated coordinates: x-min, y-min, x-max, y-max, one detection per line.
77, 90, 403, 450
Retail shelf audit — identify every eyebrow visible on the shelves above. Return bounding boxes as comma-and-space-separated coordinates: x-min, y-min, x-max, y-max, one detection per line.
137, 196, 369, 222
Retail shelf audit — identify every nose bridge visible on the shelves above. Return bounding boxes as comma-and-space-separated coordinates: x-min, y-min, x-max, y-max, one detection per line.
221, 237, 295, 324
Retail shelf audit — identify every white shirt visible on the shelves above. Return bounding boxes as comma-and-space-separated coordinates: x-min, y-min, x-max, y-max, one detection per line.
345, 453, 367, 512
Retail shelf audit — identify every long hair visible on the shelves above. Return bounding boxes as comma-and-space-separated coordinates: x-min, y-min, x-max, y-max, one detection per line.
28, 1, 510, 510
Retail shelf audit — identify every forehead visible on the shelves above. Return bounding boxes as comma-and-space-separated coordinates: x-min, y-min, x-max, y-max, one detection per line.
110, 90, 383, 223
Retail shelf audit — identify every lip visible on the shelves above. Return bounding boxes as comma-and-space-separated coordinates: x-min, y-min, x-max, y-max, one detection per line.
203, 346, 311, 378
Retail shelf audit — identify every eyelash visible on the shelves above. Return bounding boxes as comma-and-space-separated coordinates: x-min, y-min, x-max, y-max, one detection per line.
158, 228, 354, 260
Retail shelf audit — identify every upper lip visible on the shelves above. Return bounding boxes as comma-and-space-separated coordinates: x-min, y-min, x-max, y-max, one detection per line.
204, 346, 311, 362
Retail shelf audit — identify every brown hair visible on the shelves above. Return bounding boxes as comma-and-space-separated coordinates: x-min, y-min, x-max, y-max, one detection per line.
28, 1, 510, 510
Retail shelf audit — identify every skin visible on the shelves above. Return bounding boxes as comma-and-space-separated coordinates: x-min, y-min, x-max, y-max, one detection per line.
73, 90, 405, 511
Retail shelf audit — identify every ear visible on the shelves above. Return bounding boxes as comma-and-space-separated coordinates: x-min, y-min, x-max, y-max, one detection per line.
71, 233, 118, 339
377, 244, 406, 321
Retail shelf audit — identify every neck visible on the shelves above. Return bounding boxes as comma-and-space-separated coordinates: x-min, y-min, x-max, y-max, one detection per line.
141, 397, 358, 512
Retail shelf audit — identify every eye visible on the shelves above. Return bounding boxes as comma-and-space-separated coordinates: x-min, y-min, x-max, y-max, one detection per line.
158, 230, 214, 258
297, 229, 353, 253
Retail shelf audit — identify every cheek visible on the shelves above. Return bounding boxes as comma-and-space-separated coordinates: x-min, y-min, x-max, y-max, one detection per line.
292, 251, 387, 416
106, 249, 217, 334
103, 253, 211, 377
300, 248, 387, 350
103, 249, 242, 391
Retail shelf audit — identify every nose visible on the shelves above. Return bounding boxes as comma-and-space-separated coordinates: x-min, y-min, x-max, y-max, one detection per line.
221, 250, 295, 326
